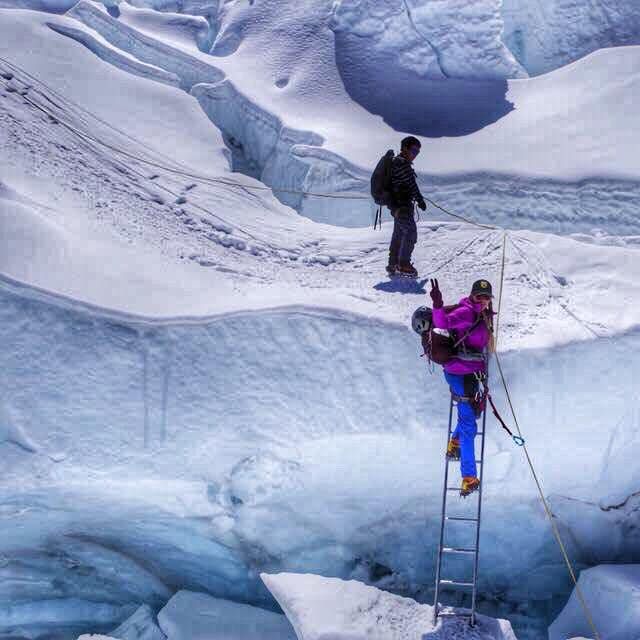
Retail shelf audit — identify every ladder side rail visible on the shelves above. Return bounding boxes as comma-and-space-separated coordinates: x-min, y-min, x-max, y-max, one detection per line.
433, 394, 455, 624
470, 357, 490, 625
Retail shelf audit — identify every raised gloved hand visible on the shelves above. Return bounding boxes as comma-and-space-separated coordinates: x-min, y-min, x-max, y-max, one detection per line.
417, 198, 427, 211
429, 278, 443, 308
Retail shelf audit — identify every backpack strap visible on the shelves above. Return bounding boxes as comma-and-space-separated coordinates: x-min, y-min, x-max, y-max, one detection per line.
452, 312, 484, 349
373, 206, 382, 230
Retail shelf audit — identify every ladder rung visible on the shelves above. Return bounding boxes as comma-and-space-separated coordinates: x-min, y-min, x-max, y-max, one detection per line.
439, 579, 474, 588
445, 516, 479, 522
438, 611, 472, 618
477, 432, 484, 436
442, 546, 477, 555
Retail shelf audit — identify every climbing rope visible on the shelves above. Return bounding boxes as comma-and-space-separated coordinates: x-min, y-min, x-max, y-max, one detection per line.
494, 231, 508, 341
493, 233, 602, 640
424, 196, 497, 231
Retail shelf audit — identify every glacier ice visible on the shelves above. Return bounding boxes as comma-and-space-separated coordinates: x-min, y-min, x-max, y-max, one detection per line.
549, 565, 640, 640
67, 1, 223, 90
47, 22, 181, 88
110, 605, 166, 640
502, 0, 640, 76
157, 590, 296, 639
330, 0, 526, 83
1, 269, 639, 637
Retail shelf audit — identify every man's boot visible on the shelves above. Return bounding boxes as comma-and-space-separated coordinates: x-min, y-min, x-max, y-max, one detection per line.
397, 262, 418, 277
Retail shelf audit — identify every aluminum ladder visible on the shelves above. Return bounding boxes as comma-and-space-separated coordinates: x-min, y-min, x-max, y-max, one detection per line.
432, 387, 489, 626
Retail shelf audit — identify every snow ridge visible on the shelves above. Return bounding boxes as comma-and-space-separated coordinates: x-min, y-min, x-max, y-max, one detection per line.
47, 21, 181, 87
68, 1, 223, 89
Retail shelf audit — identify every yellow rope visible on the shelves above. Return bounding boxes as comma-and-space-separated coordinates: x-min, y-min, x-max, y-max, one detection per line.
494, 231, 508, 346
493, 238, 601, 640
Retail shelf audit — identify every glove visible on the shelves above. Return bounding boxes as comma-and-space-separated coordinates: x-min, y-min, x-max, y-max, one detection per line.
417, 199, 426, 211
429, 278, 443, 308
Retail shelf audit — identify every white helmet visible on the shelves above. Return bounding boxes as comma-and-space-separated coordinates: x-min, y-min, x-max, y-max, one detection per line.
411, 306, 432, 334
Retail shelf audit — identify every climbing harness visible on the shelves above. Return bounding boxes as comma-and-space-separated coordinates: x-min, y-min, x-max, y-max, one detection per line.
474, 373, 525, 447
486, 394, 525, 447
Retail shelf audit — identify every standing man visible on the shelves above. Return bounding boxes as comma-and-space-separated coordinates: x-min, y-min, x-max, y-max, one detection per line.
387, 136, 427, 278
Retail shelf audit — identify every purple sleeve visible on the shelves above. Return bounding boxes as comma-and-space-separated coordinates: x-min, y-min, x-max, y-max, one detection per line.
433, 305, 474, 331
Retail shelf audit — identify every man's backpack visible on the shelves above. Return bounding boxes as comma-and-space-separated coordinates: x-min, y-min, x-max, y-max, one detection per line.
370, 149, 394, 229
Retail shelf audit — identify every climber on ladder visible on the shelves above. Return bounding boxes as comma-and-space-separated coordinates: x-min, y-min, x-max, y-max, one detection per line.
429, 280, 493, 496
412, 277, 496, 625
429, 278, 495, 496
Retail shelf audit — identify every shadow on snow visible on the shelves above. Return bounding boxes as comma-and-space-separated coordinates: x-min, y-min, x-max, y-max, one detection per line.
334, 33, 514, 138
373, 277, 428, 294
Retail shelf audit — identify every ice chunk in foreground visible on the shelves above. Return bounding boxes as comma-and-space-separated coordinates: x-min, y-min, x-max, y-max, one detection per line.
110, 605, 166, 640
261, 572, 516, 640
549, 565, 640, 640
157, 590, 296, 640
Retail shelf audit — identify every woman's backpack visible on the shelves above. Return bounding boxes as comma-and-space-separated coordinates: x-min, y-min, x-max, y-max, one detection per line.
411, 305, 484, 365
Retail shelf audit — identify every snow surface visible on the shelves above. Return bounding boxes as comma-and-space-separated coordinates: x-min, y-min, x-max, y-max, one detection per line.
0, 2, 639, 640
157, 590, 296, 640
40, 0, 640, 230
262, 572, 517, 640
549, 565, 640, 640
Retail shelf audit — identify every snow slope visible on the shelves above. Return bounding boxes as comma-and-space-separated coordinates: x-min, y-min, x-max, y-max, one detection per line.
29, 0, 640, 230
